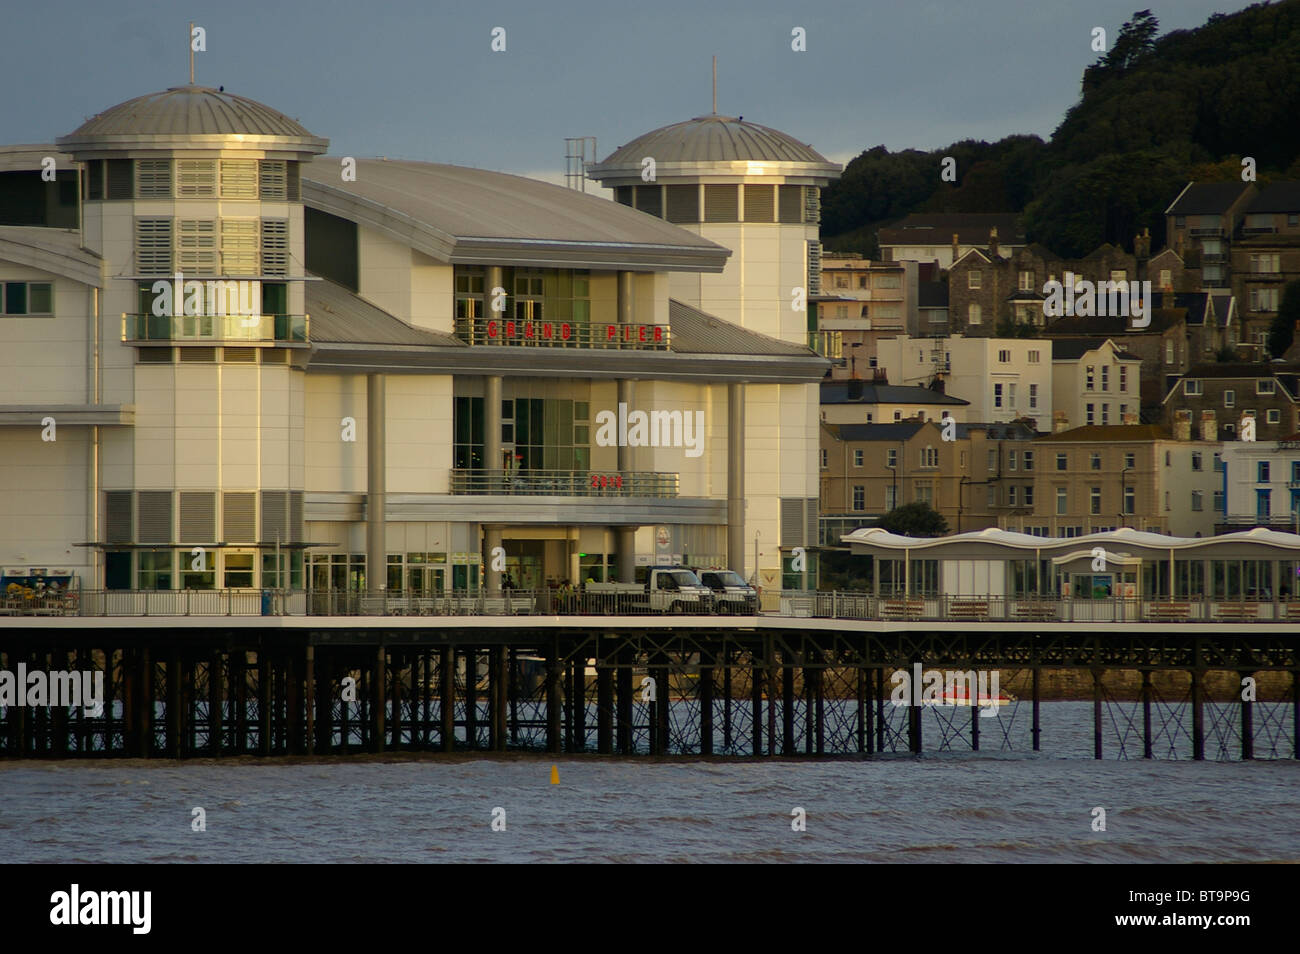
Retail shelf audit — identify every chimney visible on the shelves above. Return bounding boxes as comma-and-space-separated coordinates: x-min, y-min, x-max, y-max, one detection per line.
1122, 408, 1139, 426
1053, 409, 1069, 434
1200, 409, 1217, 442
1173, 409, 1191, 441
988, 227, 999, 259
951, 232, 960, 263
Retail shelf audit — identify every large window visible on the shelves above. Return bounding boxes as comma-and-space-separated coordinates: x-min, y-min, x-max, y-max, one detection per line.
1, 281, 53, 315
137, 551, 173, 590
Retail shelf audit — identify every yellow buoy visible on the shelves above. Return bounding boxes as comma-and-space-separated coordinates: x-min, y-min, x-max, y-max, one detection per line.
550, 764, 559, 785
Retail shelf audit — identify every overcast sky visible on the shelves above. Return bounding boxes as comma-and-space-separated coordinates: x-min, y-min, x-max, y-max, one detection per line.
2, 0, 1258, 186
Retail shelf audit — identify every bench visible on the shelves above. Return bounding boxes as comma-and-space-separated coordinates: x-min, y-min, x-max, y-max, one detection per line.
1215, 602, 1259, 620
949, 599, 990, 620
882, 598, 925, 619
1147, 602, 1191, 621
1012, 603, 1059, 621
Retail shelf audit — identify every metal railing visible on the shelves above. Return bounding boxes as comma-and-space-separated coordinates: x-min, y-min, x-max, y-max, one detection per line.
7, 587, 1298, 622
449, 469, 679, 497
454, 317, 670, 350
122, 313, 309, 344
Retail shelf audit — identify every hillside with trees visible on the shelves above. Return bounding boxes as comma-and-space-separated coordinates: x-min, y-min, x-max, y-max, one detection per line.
822, 1, 1300, 258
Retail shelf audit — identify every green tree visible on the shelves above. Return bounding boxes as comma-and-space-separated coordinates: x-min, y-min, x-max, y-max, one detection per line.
876, 501, 949, 537
1082, 10, 1159, 92
1268, 279, 1300, 358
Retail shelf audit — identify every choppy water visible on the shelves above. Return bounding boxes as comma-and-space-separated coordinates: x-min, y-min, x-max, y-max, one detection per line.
1, 704, 1296, 863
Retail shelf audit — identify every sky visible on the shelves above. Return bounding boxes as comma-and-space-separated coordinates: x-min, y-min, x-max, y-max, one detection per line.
0, 0, 1262, 187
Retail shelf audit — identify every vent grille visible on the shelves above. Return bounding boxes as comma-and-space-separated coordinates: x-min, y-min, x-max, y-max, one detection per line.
778, 185, 802, 224
136, 159, 172, 198
219, 159, 258, 199
261, 491, 288, 541
179, 492, 216, 542
666, 185, 699, 223
106, 159, 134, 200
220, 219, 258, 274
175, 159, 216, 198
780, 497, 819, 546
261, 219, 288, 276
223, 347, 256, 362
804, 186, 820, 225
105, 491, 133, 543
222, 492, 257, 542
806, 241, 822, 294
259, 160, 287, 199
137, 491, 173, 543
704, 185, 738, 222
179, 348, 215, 362
137, 348, 173, 363
176, 219, 217, 272
634, 185, 662, 218
135, 218, 172, 275
743, 184, 774, 223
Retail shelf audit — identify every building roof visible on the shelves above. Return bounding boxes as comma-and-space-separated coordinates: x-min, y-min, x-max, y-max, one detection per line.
306, 280, 464, 347
820, 381, 968, 405
57, 85, 328, 153
300, 157, 730, 272
1244, 181, 1300, 214
667, 299, 812, 356
1036, 424, 1170, 442
1050, 337, 1141, 360
1183, 361, 1300, 379
845, 525, 1300, 555
878, 213, 1024, 248
0, 225, 102, 287
1164, 181, 1252, 216
828, 422, 928, 442
590, 114, 832, 167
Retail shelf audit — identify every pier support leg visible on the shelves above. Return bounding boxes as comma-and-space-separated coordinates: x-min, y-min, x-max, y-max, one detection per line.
440, 646, 455, 752
803, 654, 815, 756
390, 649, 402, 751
258, 650, 271, 756
210, 650, 223, 756
167, 650, 182, 759
1031, 666, 1041, 752
373, 645, 386, 754
722, 650, 732, 753
766, 639, 776, 757
546, 643, 561, 754
699, 651, 713, 756
858, 666, 868, 755
651, 652, 669, 756
1092, 668, 1103, 761
751, 646, 763, 757
492, 646, 507, 752
782, 653, 795, 756
596, 638, 613, 755
908, 658, 922, 755
1142, 669, 1153, 759
875, 666, 886, 753
139, 648, 152, 758
304, 646, 314, 756
1240, 669, 1254, 761
970, 666, 980, 752
1191, 668, 1205, 762
464, 648, 477, 750
616, 646, 632, 755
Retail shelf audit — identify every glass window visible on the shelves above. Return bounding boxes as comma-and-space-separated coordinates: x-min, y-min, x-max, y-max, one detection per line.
224, 553, 255, 588
1224, 389, 1235, 408
137, 551, 173, 590
4, 282, 27, 315
968, 271, 981, 289
852, 486, 865, 511
1191, 452, 1202, 471
1056, 487, 1068, 515
1259, 461, 1271, 483
854, 449, 864, 467
1090, 453, 1101, 470
1090, 487, 1101, 515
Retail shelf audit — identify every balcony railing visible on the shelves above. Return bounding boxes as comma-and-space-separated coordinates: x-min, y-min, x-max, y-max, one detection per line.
454, 317, 670, 350
1190, 227, 1224, 237
123, 313, 309, 344
1242, 226, 1277, 234
449, 468, 680, 497
15, 587, 1300, 622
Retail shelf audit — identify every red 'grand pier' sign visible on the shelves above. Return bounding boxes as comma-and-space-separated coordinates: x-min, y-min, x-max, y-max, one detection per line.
485, 320, 665, 344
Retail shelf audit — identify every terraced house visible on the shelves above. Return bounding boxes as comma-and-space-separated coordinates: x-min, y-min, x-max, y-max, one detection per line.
0, 84, 836, 606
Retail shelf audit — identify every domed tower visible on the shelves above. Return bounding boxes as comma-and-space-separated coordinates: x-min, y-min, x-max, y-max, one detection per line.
55, 86, 327, 592
587, 112, 840, 345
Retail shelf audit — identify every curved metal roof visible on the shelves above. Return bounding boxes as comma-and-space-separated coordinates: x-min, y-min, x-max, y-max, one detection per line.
57, 86, 327, 153
301, 157, 729, 271
595, 115, 830, 166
